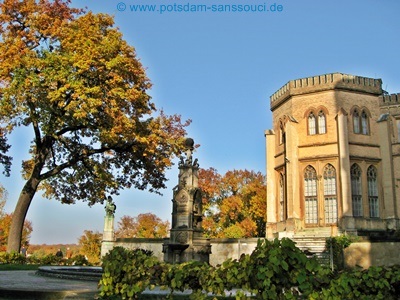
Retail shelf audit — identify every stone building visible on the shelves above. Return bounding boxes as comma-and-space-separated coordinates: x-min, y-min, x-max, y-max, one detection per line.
265, 73, 400, 239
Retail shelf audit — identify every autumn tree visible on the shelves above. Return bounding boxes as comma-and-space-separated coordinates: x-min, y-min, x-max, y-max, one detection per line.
78, 230, 102, 265
0, 185, 6, 219
115, 213, 170, 238
0, 0, 189, 252
0, 214, 33, 252
198, 168, 266, 238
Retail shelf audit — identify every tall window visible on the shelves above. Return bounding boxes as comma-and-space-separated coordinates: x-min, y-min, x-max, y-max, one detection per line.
308, 113, 316, 135
351, 164, 363, 217
279, 121, 285, 145
353, 109, 369, 135
279, 173, 285, 222
304, 166, 318, 224
308, 111, 326, 135
397, 120, 400, 142
324, 164, 337, 224
367, 166, 379, 218
361, 111, 369, 135
318, 111, 326, 134
353, 110, 360, 134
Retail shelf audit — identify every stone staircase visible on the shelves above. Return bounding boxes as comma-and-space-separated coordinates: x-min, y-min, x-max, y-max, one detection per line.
291, 228, 336, 265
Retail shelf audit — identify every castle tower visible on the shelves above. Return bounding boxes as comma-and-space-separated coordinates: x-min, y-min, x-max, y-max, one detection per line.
163, 138, 211, 264
266, 73, 400, 239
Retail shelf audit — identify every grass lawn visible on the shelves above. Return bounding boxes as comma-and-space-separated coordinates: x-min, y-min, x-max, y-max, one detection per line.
0, 264, 40, 271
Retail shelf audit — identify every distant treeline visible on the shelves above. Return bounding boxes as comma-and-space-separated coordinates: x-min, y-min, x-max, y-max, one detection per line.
25, 244, 80, 257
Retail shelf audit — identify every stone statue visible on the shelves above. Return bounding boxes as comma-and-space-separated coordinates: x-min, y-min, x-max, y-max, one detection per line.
193, 158, 199, 168
184, 138, 194, 165
105, 196, 116, 217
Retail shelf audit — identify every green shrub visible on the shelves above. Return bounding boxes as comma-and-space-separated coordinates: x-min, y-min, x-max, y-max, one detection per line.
26, 254, 42, 265
315, 265, 400, 299
71, 254, 90, 266
41, 254, 59, 265
0, 251, 26, 264
325, 234, 356, 270
99, 247, 162, 299
246, 238, 331, 299
97, 241, 400, 300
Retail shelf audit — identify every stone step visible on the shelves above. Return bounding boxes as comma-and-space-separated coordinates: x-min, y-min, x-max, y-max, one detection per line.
294, 231, 333, 238
277, 229, 340, 265
293, 235, 328, 255
296, 244, 326, 253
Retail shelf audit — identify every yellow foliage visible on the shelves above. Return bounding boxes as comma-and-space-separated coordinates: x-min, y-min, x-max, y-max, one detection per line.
0, 0, 189, 252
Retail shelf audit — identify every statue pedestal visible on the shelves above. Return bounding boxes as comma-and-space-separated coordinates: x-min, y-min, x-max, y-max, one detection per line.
101, 215, 115, 257
103, 215, 115, 241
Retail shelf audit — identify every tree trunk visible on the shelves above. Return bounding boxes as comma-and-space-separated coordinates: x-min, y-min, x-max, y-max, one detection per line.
6, 177, 40, 253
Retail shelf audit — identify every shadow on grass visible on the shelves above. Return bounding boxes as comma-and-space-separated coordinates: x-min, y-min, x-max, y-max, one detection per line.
0, 264, 40, 271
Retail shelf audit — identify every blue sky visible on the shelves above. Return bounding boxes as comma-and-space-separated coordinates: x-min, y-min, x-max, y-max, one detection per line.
2, 0, 400, 244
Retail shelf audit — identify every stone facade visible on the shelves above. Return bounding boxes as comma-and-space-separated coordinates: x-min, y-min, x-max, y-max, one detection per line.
266, 73, 400, 239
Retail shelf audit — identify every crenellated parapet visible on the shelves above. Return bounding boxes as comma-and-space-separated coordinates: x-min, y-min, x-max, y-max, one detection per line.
270, 73, 382, 110
379, 93, 400, 107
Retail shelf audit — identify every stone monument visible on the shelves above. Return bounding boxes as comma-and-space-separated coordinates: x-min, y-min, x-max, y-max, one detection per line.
163, 138, 211, 264
101, 196, 116, 257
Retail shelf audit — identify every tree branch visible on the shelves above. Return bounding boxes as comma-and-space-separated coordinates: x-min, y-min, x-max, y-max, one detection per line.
26, 98, 42, 148
39, 145, 114, 180
56, 125, 87, 136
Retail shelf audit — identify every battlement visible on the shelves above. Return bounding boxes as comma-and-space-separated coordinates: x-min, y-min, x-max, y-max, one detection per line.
270, 73, 382, 110
379, 93, 400, 107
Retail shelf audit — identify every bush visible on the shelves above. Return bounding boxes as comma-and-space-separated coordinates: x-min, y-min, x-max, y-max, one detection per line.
99, 247, 162, 299
98, 241, 400, 300
39, 254, 59, 265
247, 238, 331, 299
0, 251, 26, 264
26, 254, 42, 265
325, 234, 356, 270
70, 254, 90, 266
315, 265, 400, 299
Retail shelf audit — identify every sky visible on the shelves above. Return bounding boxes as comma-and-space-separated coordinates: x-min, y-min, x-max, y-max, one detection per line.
1, 0, 400, 245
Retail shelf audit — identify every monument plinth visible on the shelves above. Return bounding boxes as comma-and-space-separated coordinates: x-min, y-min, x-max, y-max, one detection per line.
101, 197, 116, 257
163, 138, 211, 264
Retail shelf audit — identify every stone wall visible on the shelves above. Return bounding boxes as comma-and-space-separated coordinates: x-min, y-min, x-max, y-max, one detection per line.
113, 238, 166, 261
103, 238, 400, 269
209, 238, 259, 266
344, 241, 400, 269
105, 238, 260, 266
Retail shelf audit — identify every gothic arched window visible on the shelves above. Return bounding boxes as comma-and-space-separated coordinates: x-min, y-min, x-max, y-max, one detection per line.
304, 166, 318, 224
308, 110, 327, 135
318, 111, 326, 134
353, 110, 360, 134
323, 164, 337, 224
353, 109, 369, 135
308, 113, 316, 135
351, 164, 363, 217
361, 110, 369, 135
367, 165, 379, 218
